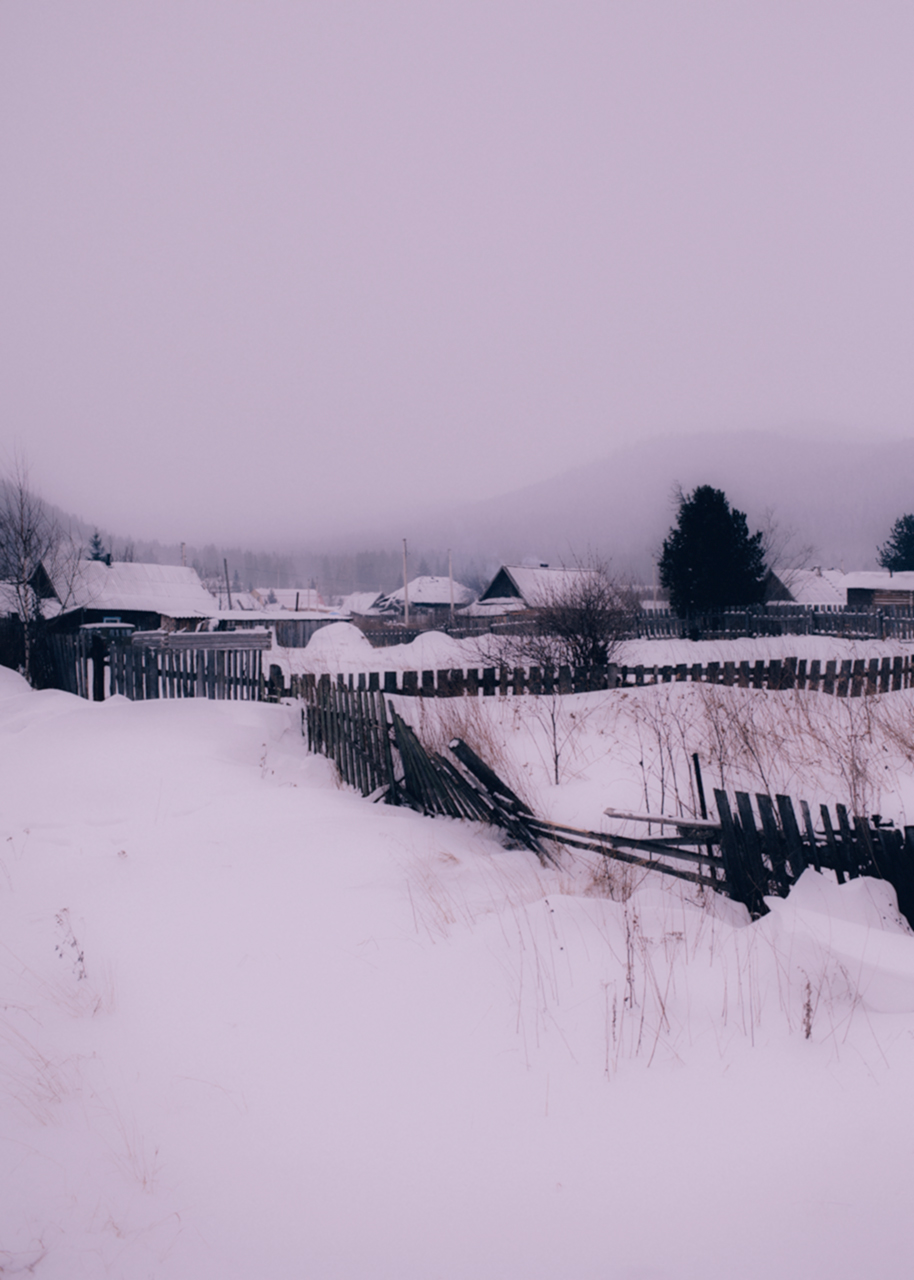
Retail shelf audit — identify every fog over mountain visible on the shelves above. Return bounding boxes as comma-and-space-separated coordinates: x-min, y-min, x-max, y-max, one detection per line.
5, 6, 912, 556
335, 426, 912, 582
62, 427, 912, 595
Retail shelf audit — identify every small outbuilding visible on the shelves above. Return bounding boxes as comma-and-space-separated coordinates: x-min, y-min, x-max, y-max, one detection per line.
377, 576, 474, 615
843, 571, 914, 609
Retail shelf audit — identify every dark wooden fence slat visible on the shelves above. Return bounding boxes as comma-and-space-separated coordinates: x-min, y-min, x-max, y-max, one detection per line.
756, 794, 790, 895
799, 800, 821, 873
734, 792, 770, 899
819, 805, 845, 883
776, 795, 807, 877
835, 805, 857, 878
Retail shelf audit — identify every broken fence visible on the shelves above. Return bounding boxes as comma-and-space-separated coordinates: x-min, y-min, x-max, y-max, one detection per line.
303, 680, 914, 928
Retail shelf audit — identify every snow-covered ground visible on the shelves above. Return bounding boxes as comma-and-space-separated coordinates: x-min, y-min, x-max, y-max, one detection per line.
274, 621, 914, 683
4, 665, 914, 1277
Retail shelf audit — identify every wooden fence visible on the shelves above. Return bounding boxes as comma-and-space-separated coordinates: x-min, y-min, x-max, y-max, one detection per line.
303, 679, 914, 928
35, 630, 271, 701
712, 789, 914, 925
636, 606, 914, 642
289, 654, 914, 702
352, 607, 914, 646
109, 641, 266, 701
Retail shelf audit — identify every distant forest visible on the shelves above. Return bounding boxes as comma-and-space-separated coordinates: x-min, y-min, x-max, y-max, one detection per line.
67, 519, 492, 601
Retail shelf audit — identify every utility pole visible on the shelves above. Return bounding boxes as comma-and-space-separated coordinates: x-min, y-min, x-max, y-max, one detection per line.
448, 549, 455, 628
224, 558, 233, 611
402, 538, 410, 627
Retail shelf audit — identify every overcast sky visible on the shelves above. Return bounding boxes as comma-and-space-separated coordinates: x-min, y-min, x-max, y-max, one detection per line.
2, 2, 912, 545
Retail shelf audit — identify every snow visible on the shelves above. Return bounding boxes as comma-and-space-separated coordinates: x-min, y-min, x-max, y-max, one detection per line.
621, 632, 914, 666
4, 675, 914, 1276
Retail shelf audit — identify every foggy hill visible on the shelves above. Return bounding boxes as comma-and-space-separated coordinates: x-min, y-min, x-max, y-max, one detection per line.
380, 428, 913, 581
41, 427, 912, 595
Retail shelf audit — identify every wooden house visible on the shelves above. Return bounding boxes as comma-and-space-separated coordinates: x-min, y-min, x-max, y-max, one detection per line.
48, 561, 219, 632
764, 567, 848, 607
377, 576, 474, 616
468, 564, 594, 617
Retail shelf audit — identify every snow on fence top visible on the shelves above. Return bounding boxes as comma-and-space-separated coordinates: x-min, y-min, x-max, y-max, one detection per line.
281, 654, 914, 701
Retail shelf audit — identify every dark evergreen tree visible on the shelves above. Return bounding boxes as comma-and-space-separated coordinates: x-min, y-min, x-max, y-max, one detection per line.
88, 530, 107, 561
659, 485, 766, 615
878, 515, 914, 572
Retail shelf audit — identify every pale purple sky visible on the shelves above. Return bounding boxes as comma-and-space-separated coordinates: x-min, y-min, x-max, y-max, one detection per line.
2, 2, 912, 544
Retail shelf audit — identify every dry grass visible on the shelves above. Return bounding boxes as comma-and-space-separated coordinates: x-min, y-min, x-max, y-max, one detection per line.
401, 694, 537, 809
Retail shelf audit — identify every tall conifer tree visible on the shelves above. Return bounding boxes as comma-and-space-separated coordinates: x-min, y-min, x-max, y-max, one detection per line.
659, 486, 766, 615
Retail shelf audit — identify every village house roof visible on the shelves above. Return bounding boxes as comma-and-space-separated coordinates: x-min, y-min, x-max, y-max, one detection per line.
380, 576, 474, 609
54, 561, 218, 620
478, 564, 594, 608
842, 571, 914, 593
767, 567, 848, 606
338, 591, 385, 616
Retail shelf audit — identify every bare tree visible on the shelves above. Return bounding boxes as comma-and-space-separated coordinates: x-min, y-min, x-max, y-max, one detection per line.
758, 507, 817, 599
0, 458, 77, 682
476, 556, 639, 784
534, 557, 639, 669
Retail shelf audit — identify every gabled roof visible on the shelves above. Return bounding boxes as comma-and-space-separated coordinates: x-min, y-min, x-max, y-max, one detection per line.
54, 561, 218, 619
771, 568, 847, 606
479, 565, 593, 607
339, 591, 385, 616
381, 576, 474, 607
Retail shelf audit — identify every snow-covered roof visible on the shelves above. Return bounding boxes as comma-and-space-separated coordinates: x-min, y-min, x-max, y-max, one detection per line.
212, 590, 262, 612
843, 571, 914, 593
251, 587, 326, 611
0, 578, 62, 619
773, 568, 848, 606
479, 565, 594, 607
382, 576, 474, 608
55, 561, 218, 619
338, 591, 384, 616
0, 583, 22, 616
460, 597, 527, 617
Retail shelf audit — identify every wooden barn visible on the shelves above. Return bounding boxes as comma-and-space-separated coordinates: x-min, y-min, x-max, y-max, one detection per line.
843, 571, 914, 609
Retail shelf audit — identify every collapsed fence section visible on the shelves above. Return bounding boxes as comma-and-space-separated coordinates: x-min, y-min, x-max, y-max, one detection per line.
303, 678, 914, 929
713, 789, 914, 925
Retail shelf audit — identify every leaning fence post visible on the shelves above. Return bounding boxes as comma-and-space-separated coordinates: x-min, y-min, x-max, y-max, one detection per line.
714, 790, 757, 915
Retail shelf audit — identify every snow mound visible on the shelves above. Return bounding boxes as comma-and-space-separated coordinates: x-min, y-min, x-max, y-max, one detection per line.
763, 868, 914, 1012
0, 665, 31, 699
300, 622, 376, 670
395, 630, 469, 670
